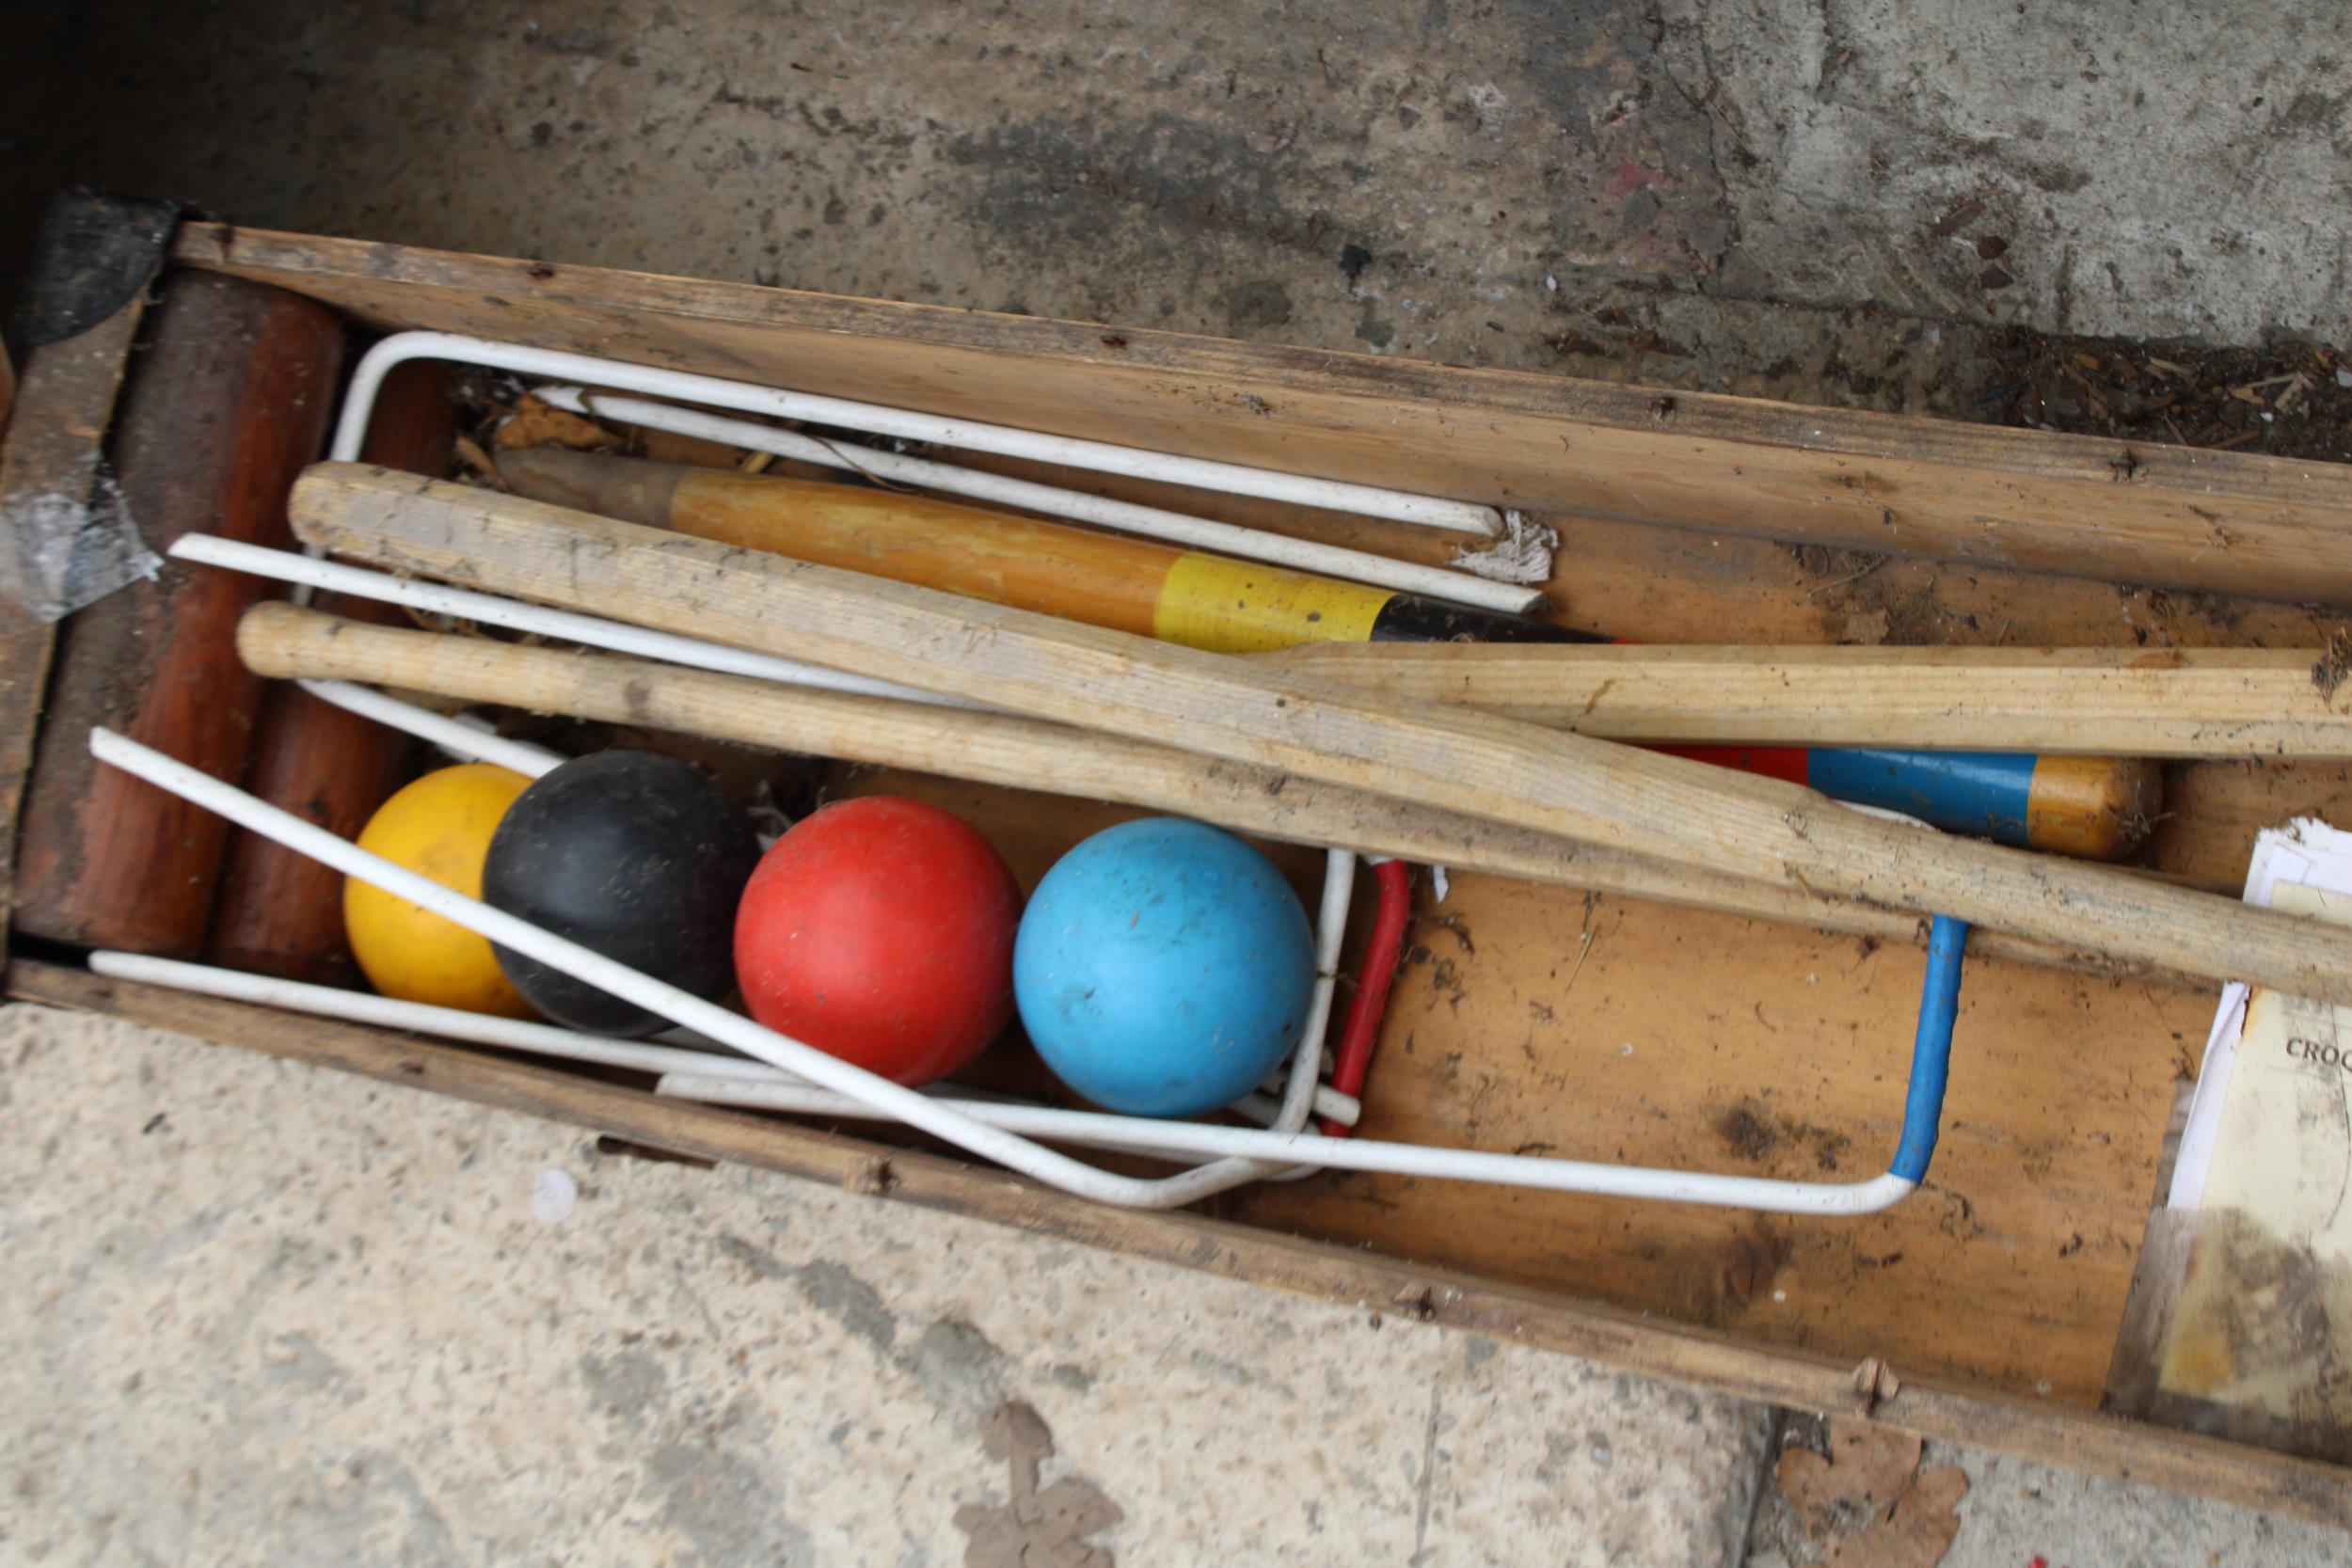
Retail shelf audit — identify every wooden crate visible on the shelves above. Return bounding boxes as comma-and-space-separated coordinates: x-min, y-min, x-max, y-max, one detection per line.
7, 217, 2352, 1528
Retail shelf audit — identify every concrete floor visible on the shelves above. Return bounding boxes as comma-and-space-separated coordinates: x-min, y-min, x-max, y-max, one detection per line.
4, 1, 2351, 1561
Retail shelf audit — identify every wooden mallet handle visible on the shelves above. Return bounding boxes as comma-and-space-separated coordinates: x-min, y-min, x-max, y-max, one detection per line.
1260, 641, 2352, 757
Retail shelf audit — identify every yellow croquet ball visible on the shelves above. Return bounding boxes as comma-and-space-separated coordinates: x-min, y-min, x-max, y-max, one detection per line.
346, 763, 537, 1018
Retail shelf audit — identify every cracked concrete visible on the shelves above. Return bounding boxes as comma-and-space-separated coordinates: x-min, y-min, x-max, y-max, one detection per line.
7, 0, 2346, 407
1677, 0, 2352, 341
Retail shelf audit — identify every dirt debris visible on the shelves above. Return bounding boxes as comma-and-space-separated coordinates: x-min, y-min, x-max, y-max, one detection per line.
1978, 334, 2350, 463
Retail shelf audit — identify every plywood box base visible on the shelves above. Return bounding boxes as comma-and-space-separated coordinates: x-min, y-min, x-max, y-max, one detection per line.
6, 220, 2350, 1528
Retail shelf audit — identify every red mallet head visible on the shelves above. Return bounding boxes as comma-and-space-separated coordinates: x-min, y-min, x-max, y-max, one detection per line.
734, 797, 1023, 1085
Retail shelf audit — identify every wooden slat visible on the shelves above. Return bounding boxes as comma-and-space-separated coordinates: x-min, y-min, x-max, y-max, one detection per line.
12, 957, 2346, 1530
1234, 873, 2190, 1402
1263, 642, 2352, 757
289, 465, 2352, 1005
173, 224, 2352, 607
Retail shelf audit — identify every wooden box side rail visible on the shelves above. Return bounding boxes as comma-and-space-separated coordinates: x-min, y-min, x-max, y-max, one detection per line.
12, 957, 2349, 1530
175, 225, 2352, 607
291, 464, 2352, 1005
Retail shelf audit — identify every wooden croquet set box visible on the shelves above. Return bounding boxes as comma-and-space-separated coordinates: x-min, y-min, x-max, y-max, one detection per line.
6, 191, 2352, 1526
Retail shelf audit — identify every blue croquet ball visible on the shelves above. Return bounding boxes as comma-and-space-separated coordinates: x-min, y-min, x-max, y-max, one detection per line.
1013, 817, 1316, 1118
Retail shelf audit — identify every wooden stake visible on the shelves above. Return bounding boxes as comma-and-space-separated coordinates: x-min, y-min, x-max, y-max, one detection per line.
289, 464, 2352, 1002
1260, 641, 2352, 756
235, 602, 2184, 981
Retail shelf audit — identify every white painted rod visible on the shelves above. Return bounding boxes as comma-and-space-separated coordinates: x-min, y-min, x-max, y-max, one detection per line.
1271, 848, 1356, 1132
87, 949, 1361, 1124
296, 679, 563, 779
86, 951, 1358, 1147
1166, 845, 1357, 1185
652, 1076, 1382, 1158
171, 534, 982, 713
539, 388, 1541, 614
332, 331, 1506, 536
88, 731, 1912, 1212
658, 1069, 1917, 1214
88, 951, 777, 1080
1231, 1089, 1359, 1131
87, 725, 1294, 1211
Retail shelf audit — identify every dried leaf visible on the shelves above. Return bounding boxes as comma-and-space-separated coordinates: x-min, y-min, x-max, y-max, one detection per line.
1837, 608, 1891, 646
1822, 1465, 1968, 1568
496, 394, 622, 452
1928, 198, 1984, 238
453, 435, 509, 489
1777, 1418, 1922, 1537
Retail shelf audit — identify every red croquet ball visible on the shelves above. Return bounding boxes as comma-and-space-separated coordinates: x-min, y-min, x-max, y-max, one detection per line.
733, 797, 1023, 1085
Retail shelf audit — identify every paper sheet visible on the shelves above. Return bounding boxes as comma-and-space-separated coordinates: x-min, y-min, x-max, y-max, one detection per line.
2169, 817, 2352, 1213
2136, 819, 2352, 1460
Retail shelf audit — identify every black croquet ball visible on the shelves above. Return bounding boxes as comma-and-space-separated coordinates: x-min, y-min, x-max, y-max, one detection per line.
483, 750, 760, 1036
